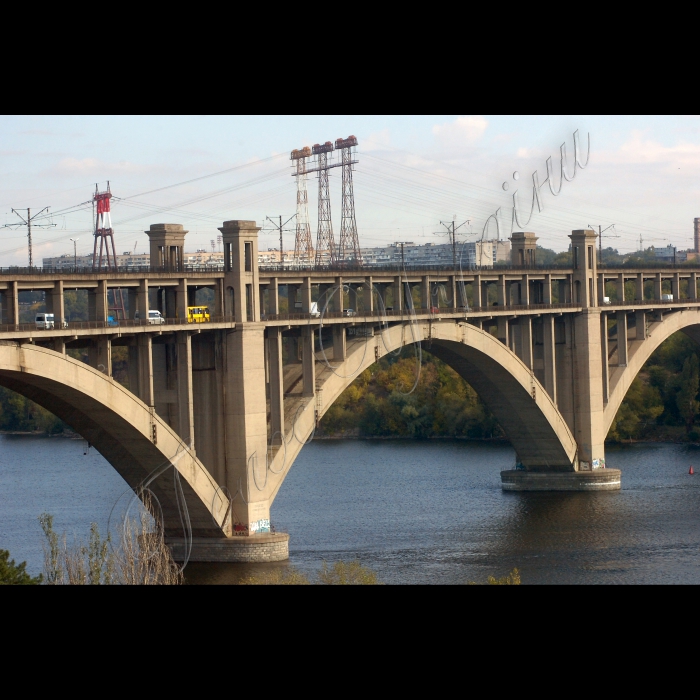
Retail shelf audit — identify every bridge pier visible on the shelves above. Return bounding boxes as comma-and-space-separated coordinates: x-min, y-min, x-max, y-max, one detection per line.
501, 469, 621, 491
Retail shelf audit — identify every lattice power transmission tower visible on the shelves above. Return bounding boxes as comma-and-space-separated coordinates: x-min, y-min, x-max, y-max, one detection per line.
335, 135, 362, 265
291, 146, 314, 264
91, 182, 126, 319
312, 141, 336, 266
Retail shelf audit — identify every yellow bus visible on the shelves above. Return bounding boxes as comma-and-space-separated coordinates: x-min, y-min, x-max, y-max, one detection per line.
187, 306, 211, 323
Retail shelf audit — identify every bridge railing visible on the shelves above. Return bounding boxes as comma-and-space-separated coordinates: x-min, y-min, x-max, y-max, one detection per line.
0, 316, 237, 333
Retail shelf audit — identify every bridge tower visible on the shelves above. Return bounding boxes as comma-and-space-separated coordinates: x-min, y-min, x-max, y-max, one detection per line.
336, 135, 362, 265
291, 147, 314, 264
92, 183, 127, 319
313, 141, 336, 266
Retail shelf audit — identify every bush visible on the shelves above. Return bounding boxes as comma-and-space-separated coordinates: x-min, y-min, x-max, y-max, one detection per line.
0, 549, 42, 585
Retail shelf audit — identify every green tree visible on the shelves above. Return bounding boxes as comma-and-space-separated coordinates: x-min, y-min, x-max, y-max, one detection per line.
676, 355, 700, 433
0, 549, 42, 585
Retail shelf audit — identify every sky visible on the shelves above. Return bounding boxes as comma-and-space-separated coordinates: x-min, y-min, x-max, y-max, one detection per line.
1, 115, 699, 266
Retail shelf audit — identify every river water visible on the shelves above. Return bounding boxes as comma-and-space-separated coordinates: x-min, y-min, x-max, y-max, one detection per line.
1, 435, 699, 584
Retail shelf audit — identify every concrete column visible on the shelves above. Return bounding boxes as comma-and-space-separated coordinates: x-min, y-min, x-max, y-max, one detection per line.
267, 278, 279, 316
617, 311, 628, 366
520, 317, 533, 369
0, 282, 18, 325
420, 275, 430, 309
543, 315, 557, 403
376, 283, 387, 311
88, 337, 112, 375
137, 279, 149, 320
497, 275, 506, 306
572, 310, 606, 469
302, 277, 312, 313
636, 273, 644, 301
448, 276, 457, 309
335, 277, 344, 313
363, 277, 374, 314
165, 288, 177, 319
617, 273, 625, 303
672, 272, 680, 300
570, 229, 597, 308
473, 276, 482, 308
557, 316, 575, 430
333, 326, 346, 360
224, 325, 270, 531
302, 327, 315, 397
53, 338, 66, 355
601, 313, 609, 404
654, 273, 662, 300
597, 274, 605, 306
47, 281, 64, 327
392, 276, 403, 311
175, 331, 195, 449
635, 310, 646, 340
520, 275, 530, 305
214, 280, 224, 319
543, 274, 552, 304
129, 335, 154, 406
268, 328, 284, 442
497, 317, 509, 346
176, 279, 188, 320
690, 273, 698, 300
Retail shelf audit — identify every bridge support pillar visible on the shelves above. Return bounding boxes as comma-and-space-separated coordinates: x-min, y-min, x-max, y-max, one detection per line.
363, 277, 373, 313
601, 313, 609, 403
89, 337, 111, 376
392, 276, 403, 312
176, 331, 195, 449
501, 469, 621, 491
617, 311, 628, 365
635, 310, 646, 340
690, 273, 698, 300
176, 279, 188, 320
573, 309, 606, 470
268, 327, 284, 441
636, 273, 644, 301
420, 276, 430, 310
543, 274, 552, 304
224, 325, 272, 535
672, 273, 680, 300
333, 326, 346, 360
302, 277, 312, 313
543, 315, 556, 402
302, 326, 315, 397
497, 317, 509, 346
470, 277, 481, 308
519, 317, 533, 369
46, 281, 64, 327
0, 281, 18, 325
268, 277, 280, 315
129, 335, 154, 406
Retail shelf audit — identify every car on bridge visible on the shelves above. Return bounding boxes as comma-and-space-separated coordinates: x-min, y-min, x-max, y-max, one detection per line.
35, 313, 68, 329
135, 310, 165, 325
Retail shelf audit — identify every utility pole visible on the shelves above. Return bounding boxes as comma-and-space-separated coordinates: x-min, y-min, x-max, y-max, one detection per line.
2, 207, 55, 268
69, 237, 79, 268
265, 215, 296, 269
589, 223, 616, 264
439, 217, 470, 267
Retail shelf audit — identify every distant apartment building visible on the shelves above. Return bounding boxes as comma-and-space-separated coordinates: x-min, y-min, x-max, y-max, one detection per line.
653, 244, 677, 263
359, 240, 509, 268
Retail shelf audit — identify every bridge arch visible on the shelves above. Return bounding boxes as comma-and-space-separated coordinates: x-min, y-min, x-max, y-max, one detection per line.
605, 308, 700, 435
0, 342, 230, 538
267, 321, 578, 503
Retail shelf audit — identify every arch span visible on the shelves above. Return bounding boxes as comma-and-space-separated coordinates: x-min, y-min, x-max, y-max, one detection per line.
0, 342, 230, 538
266, 321, 578, 503
605, 308, 700, 435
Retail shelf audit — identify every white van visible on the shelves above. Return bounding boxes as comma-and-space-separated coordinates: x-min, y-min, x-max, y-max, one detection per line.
35, 313, 54, 329
135, 310, 165, 325
661, 293, 674, 302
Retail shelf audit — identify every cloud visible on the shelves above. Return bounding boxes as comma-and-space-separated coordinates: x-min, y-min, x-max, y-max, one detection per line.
364, 129, 392, 151
432, 116, 489, 146
598, 130, 700, 168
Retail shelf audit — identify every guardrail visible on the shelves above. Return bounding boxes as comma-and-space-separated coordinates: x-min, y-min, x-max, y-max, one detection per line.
0, 316, 236, 333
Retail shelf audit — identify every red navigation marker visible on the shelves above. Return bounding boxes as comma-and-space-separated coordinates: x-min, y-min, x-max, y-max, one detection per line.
690, 466, 695, 475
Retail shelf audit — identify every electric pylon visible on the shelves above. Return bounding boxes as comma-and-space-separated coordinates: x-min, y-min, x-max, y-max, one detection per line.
335, 135, 362, 265
91, 182, 126, 319
313, 141, 336, 266
291, 146, 314, 264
